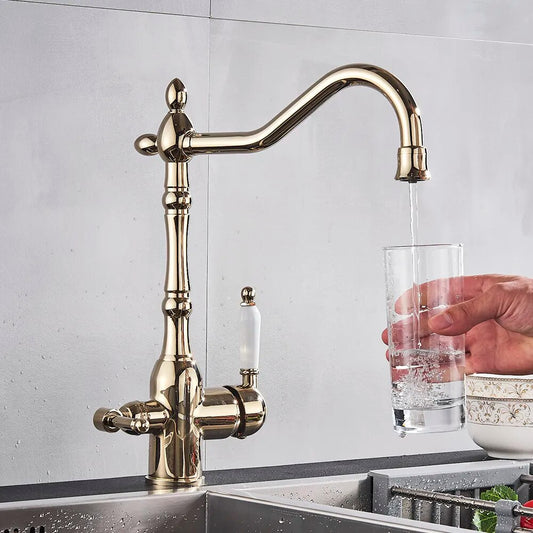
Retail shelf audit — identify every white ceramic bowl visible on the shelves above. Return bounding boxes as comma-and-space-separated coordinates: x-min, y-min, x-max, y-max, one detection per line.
465, 373, 533, 460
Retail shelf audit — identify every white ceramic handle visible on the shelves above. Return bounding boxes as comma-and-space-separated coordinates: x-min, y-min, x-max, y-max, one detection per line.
240, 294, 261, 370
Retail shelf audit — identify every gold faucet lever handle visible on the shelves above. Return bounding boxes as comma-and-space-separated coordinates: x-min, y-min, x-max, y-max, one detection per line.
94, 403, 168, 435
93, 407, 150, 434
134, 134, 158, 156
240, 286, 261, 374
93, 408, 121, 433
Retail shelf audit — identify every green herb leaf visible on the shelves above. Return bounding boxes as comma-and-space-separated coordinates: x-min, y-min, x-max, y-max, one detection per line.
472, 485, 519, 532
480, 485, 518, 502
473, 509, 497, 533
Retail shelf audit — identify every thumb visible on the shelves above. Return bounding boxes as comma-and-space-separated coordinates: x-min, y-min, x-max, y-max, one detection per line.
428, 287, 503, 335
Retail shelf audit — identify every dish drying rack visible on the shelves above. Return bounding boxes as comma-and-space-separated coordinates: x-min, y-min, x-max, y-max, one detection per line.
370, 460, 533, 533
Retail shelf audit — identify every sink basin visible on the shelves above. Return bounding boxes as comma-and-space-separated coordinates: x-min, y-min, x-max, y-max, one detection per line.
216, 474, 467, 532
0, 475, 460, 532
222, 472, 372, 510
3, 456, 525, 532
0, 489, 206, 532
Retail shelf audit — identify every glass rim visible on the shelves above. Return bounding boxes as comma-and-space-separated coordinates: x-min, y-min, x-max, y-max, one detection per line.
383, 243, 463, 252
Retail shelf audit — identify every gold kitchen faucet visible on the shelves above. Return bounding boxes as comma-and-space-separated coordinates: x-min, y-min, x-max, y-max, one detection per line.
94, 64, 429, 486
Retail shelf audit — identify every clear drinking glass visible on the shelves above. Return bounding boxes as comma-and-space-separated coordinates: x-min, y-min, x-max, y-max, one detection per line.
384, 244, 465, 435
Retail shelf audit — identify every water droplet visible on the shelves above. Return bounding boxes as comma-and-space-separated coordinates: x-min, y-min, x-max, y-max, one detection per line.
279, 518, 285, 524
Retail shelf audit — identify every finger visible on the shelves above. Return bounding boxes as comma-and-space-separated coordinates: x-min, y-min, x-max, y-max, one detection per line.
428, 284, 509, 336
388, 312, 432, 346
394, 277, 463, 314
394, 274, 519, 314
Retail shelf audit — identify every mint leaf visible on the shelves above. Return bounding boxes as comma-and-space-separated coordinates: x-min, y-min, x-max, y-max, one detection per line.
472, 485, 519, 532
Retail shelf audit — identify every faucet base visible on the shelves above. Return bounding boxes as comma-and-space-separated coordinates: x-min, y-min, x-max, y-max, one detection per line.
145, 475, 205, 488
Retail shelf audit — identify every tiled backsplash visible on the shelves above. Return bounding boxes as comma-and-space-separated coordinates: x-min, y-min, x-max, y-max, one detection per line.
1, 0, 532, 485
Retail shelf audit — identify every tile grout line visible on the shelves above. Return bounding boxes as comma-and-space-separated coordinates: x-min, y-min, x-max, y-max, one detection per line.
6, 0, 209, 19
7, 0, 533, 47
202, 14, 213, 472
207, 14, 533, 48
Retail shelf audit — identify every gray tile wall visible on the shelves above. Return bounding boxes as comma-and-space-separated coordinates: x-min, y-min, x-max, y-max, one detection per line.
2, 0, 532, 484
1, 0, 210, 485
212, 0, 533, 43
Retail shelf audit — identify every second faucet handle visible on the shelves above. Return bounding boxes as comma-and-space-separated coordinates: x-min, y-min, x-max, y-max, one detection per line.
240, 286, 261, 372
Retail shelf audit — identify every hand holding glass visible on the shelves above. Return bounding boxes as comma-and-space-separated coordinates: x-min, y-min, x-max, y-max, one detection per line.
384, 244, 465, 435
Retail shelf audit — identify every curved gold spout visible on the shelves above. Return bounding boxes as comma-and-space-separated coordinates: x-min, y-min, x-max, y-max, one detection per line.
182, 64, 430, 182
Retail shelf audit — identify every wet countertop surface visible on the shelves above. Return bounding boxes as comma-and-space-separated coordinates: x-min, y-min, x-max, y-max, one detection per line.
0, 450, 488, 503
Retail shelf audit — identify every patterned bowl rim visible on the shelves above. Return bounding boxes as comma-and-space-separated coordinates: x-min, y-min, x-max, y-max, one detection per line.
466, 396, 533, 402
466, 373, 533, 382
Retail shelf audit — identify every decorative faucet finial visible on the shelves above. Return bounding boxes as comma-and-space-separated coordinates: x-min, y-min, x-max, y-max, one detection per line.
241, 286, 256, 306
133, 78, 192, 161
166, 78, 187, 111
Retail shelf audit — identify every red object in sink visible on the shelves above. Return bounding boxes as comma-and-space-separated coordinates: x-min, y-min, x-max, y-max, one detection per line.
521, 500, 533, 529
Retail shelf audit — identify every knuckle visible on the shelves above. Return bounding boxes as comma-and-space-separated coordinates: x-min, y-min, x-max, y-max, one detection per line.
454, 303, 471, 321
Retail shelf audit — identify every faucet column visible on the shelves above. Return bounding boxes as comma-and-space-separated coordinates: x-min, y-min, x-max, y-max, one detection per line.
94, 78, 267, 487
133, 80, 205, 486
161, 161, 192, 359
146, 159, 204, 486
145, 81, 204, 485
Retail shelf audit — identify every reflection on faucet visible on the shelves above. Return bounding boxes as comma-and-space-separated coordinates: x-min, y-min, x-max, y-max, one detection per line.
95, 64, 429, 487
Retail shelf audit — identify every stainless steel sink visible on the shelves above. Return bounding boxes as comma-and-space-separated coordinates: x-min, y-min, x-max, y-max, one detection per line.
224, 472, 372, 510
217, 460, 531, 532
216, 473, 466, 532
1, 470, 474, 532
0, 489, 206, 532
7, 458, 526, 532
0, 474, 461, 532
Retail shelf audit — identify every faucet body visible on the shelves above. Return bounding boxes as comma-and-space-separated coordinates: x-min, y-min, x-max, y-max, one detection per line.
95, 64, 429, 487
95, 112, 265, 486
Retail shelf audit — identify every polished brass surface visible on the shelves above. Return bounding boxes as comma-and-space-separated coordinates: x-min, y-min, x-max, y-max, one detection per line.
195, 387, 240, 440
95, 74, 266, 487
180, 64, 430, 182
228, 383, 267, 439
93, 402, 169, 436
96, 63, 428, 486
240, 286, 256, 306
240, 368, 259, 388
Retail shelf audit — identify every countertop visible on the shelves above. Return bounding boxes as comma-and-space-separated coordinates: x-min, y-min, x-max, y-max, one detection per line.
0, 449, 488, 503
